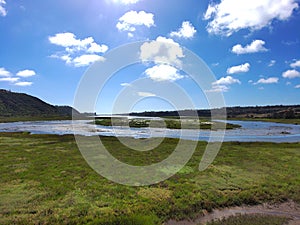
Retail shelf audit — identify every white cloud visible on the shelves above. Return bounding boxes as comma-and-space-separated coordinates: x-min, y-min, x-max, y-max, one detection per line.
116, 10, 154, 34
206, 85, 229, 93
121, 82, 132, 87
290, 60, 300, 68
0, 67, 11, 76
140, 36, 184, 67
268, 60, 276, 67
282, 40, 299, 46
14, 81, 32, 87
49, 33, 93, 48
127, 32, 134, 38
72, 54, 105, 67
170, 21, 196, 39
61, 55, 72, 64
204, 4, 217, 20
144, 64, 184, 82
0, 77, 20, 82
87, 43, 108, 54
137, 91, 156, 97
0, 67, 35, 86
16, 69, 36, 77
295, 84, 300, 88
208, 76, 241, 92
0, 0, 7, 17
282, 69, 300, 79
227, 63, 250, 74
49, 32, 108, 67
111, 0, 141, 4
213, 76, 241, 86
49, 33, 108, 54
204, 0, 299, 36
50, 54, 72, 64
255, 77, 279, 84
232, 40, 268, 54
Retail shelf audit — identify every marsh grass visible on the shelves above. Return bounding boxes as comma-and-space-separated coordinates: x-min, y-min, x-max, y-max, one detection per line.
0, 132, 299, 224
94, 118, 241, 130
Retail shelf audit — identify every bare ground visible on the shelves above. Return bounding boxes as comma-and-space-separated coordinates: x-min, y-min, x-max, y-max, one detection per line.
165, 200, 300, 225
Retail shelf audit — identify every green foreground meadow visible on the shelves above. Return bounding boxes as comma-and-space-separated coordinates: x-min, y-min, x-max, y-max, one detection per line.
0, 132, 299, 224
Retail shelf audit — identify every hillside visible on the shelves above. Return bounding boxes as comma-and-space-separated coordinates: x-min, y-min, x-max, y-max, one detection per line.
130, 105, 300, 119
0, 89, 79, 118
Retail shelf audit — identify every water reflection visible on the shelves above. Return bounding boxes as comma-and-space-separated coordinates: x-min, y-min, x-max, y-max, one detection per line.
0, 120, 299, 143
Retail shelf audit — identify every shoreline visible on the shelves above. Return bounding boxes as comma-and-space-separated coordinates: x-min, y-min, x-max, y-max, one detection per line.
166, 200, 300, 225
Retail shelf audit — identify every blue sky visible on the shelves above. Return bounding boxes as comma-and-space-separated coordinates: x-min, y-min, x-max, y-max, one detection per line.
0, 0, 300, 113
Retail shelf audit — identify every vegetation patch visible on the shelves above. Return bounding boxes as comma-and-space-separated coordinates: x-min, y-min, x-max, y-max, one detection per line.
94, 118, 241, 130
0, 132, 299, 224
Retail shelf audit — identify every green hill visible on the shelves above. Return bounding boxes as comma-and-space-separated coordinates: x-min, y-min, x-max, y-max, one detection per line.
0, 89, 79, 119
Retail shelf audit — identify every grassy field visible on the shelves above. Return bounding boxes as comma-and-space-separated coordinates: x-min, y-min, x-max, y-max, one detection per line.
94, 118, 241, 130
0, 132, 299, 224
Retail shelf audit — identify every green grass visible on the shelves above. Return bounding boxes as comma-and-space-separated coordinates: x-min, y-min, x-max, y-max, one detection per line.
205, 214, 290, 225
94, 118, 241, 130
0, 132, 299, 224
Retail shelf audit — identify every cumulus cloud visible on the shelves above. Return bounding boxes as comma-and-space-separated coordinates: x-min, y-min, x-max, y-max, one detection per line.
0, 67, 36, 86
268, 60, 276, 67
120, 83, 132, 87
111, 0, 141, 4
144, 64, 184, 82
0, 67, 11, 76
0, 0, 7, 17
16, 69, 36, 77
282, 69, 300, 79
170, 21, 196, 39
206, 85, 229, 93
140, 36, 184, 67
87, 43, 108, 54
255, 77, 279, 84
290, 60, 300, 68
232, 40, 268, 54
0, 77, 19, 83
227, 63, 250, 74
49, 32, 108, 67
140, 37, 185, 82
49, 33, 92, 48
137, 91, 156, 97
207, 76, 240, 92
213, 76, 241, 85
72, 54, 105, 67
14, 81, 32, 87
204, 0, 299, 36
295, 84, 300, 88
116, 10, 154, 35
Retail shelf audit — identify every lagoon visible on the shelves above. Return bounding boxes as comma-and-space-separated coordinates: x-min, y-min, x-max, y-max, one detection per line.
0, 119, 299, 143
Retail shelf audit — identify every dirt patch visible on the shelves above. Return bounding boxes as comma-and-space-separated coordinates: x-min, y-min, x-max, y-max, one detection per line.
165, 200, 300, 225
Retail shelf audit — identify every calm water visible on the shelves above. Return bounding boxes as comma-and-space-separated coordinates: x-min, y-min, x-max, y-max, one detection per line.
0, 120, 300, 143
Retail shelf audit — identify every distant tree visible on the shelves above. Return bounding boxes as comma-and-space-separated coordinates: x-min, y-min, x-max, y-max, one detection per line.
284, 108, 295, 119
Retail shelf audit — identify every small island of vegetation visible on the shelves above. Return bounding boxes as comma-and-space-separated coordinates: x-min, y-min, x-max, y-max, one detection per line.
94, 117, 241, 130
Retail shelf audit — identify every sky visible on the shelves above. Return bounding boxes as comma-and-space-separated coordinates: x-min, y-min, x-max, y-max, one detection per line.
0, 0, 300, 113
